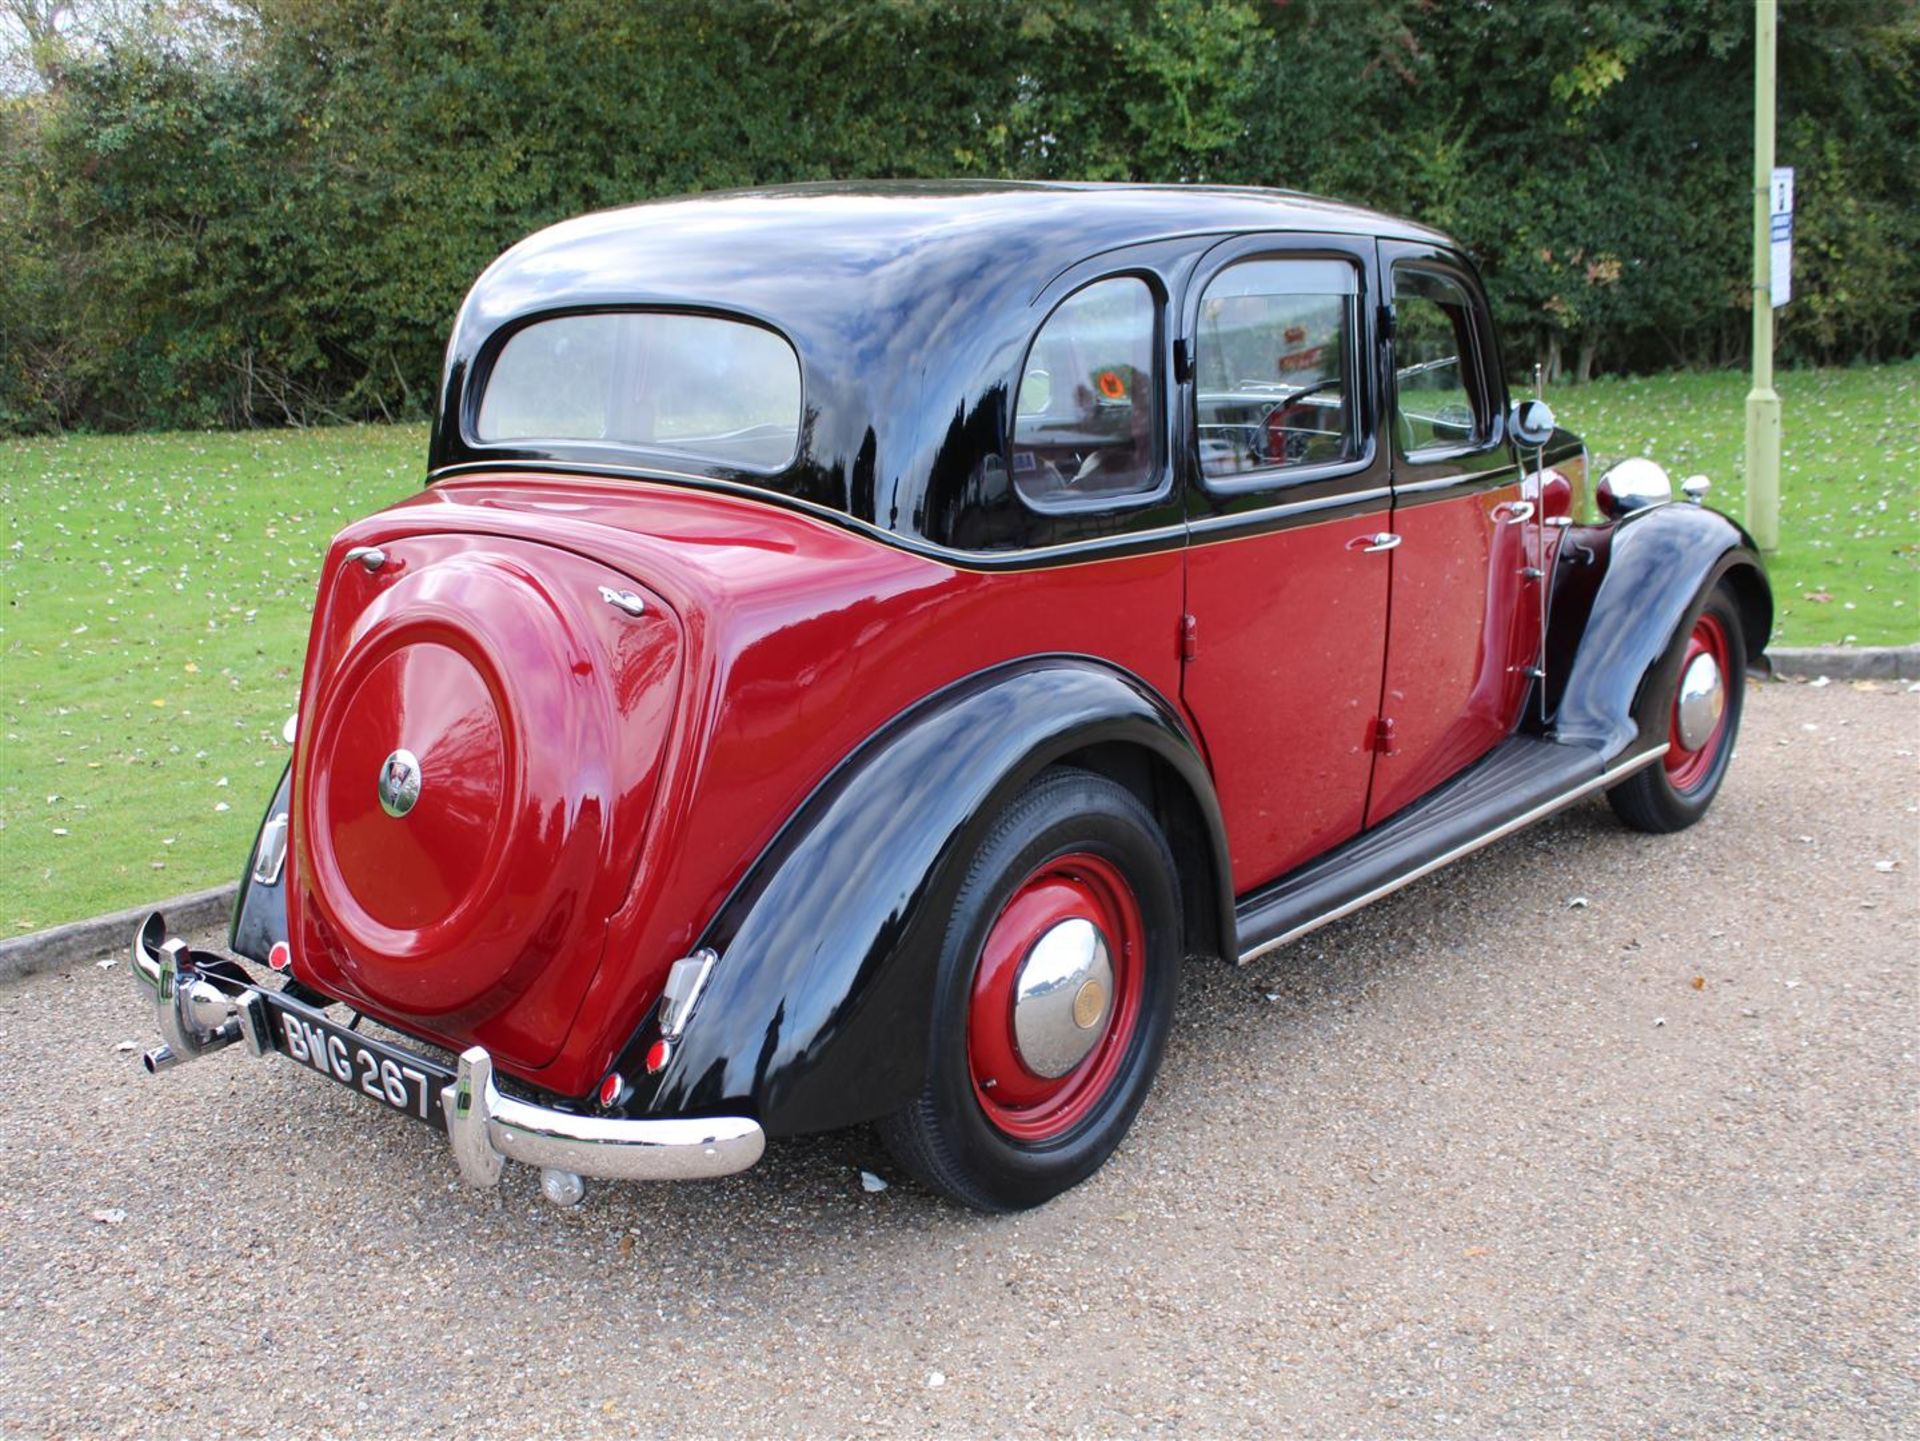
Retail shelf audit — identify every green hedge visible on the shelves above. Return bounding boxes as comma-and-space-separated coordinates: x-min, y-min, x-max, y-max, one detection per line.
2, 0, 1914, 434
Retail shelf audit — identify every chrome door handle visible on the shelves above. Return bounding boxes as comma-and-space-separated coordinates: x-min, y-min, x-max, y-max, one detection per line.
1347, 532, 1401, 553
1493, 500, 1535, 525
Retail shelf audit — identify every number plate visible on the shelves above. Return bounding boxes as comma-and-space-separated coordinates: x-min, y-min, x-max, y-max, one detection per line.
261, 990, 454, 1132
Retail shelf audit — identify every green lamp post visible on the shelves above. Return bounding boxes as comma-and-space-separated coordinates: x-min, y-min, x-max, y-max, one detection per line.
1743, 0, 1782, 553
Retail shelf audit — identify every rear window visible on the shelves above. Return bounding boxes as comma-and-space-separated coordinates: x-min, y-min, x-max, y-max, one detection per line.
474, 312, 802, 472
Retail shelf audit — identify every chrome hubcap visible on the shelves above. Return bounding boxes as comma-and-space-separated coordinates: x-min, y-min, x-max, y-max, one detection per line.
1675, 653, 1725, 751
1011, 918, 1113, 1079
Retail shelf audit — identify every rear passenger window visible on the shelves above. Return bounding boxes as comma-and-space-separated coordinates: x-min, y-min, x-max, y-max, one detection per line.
1013, 277, 1161, 507
1392, 266, 1488, 454
1195, 258, 1360, 481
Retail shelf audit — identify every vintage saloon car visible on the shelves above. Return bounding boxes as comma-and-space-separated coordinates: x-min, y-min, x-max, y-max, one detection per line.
131, 184, 1770, 1211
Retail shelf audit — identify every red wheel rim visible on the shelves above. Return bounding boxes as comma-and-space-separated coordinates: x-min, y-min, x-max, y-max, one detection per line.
1664, 612, 1733, 792
967, 852, 1145, 1143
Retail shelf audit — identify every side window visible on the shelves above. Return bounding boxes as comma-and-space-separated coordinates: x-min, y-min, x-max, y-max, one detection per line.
1194, 258, 1360, 482
1392, 266, 1488, 455
1013, 277, 1160, 506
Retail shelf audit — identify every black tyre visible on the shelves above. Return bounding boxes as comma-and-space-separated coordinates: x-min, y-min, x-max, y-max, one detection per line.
879, 766, 1180, 1211
1607, 580, 1747, 834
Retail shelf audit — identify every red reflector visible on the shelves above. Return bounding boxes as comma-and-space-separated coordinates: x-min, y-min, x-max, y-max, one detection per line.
598, 1072, 624, 1107
267, 940, 292, 972
644, 1039, 671, 1074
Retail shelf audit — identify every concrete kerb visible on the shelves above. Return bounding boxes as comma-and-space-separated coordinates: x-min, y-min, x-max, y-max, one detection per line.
1764, 645, 1920, 682
0, 882, 238, 983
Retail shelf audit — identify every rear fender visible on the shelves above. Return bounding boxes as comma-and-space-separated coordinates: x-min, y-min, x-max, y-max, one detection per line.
625, 657, 1231, 1138
230, 763, 292, 963
1544, 503, 1771, 756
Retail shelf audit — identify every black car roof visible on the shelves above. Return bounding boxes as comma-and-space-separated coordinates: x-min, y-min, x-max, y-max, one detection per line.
429, 182, 1459, 557
460, 181, 1445, 309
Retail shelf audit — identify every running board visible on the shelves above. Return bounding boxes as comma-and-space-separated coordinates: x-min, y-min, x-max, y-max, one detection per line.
1235, 738, 1668, 964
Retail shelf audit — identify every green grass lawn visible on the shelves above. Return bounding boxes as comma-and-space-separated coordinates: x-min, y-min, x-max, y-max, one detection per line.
1550, 360, 1919, 647
2, 426, 422, 935
2, 363, 1916, 934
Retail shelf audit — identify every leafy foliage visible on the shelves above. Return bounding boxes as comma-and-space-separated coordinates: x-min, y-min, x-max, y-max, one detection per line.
0, 0, 1913, 432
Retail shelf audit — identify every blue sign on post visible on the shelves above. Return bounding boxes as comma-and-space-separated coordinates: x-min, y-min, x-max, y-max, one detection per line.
1769, 167, 1794, 309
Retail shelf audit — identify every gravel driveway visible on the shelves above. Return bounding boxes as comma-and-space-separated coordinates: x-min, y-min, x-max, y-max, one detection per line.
2, 680, 1913, 1438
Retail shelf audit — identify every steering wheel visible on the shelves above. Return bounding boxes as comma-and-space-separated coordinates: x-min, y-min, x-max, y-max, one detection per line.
1264, 382, 1340, 464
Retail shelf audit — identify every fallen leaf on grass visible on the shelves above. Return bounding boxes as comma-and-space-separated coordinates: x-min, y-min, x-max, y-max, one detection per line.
1803, 590, 1834, 603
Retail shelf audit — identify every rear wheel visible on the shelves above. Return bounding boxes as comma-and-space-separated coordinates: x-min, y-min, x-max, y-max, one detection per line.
880, 767, 1179, 1211
1607, 582, 1747, 833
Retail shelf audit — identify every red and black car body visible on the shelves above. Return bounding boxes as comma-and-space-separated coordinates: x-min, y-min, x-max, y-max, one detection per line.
135, 184, 1770, 1210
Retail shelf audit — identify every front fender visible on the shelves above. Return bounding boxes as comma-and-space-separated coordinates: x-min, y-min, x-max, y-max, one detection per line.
626, 657, 1231, 1138
1546, 503, 1771, 757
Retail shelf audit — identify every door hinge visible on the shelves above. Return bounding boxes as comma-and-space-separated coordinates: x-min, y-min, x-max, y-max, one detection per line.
1378, 303, 1397, 343
1367, 715, 1398, 755
1172, 337, 1195, 384
1179, 613, 1198, 661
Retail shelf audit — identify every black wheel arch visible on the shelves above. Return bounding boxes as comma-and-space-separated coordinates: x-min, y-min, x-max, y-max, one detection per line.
229, 761, 291, 963
1541, 502, 1771, 758
622, 655, 1233, 1138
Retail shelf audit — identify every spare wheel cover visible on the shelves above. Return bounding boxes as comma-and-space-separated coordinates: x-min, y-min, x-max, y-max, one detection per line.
303, 557, 618, 1018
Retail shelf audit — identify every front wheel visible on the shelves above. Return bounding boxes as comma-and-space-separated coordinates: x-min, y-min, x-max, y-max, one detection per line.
880, 767, 1180, 1211
1607, 581, 1747, 833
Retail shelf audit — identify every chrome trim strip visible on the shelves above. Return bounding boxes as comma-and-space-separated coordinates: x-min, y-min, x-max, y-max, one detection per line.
1187, 484, 1393, 541
1236, 744, 1670, 965
426, 460, 1192, 570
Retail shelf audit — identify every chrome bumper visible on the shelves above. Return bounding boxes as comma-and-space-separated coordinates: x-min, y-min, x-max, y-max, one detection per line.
130, 912, 765, 1198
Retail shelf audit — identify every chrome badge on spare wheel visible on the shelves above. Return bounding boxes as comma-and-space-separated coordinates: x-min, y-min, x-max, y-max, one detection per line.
377, 748, 422, 818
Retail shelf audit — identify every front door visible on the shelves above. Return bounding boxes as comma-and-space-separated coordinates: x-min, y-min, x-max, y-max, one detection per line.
1179, 235, 1393, 893
1367, 242, 1541, 827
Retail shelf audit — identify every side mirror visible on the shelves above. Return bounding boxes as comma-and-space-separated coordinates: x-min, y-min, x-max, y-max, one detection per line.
1509, 398, 1556, 448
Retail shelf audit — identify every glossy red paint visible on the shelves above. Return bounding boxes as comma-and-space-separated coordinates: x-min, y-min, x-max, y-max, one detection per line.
1180, 513, 1391, 891
966, 852, 1144, 1143
1368, 474, 1539, 827
288, 476, 1185, 1093
290, 536, 683, 1065
1665, 612, 1733, 791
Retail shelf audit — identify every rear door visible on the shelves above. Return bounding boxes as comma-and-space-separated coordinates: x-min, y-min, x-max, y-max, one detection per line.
1179, 234, 1393, 893
1367, 241, 1540, 827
